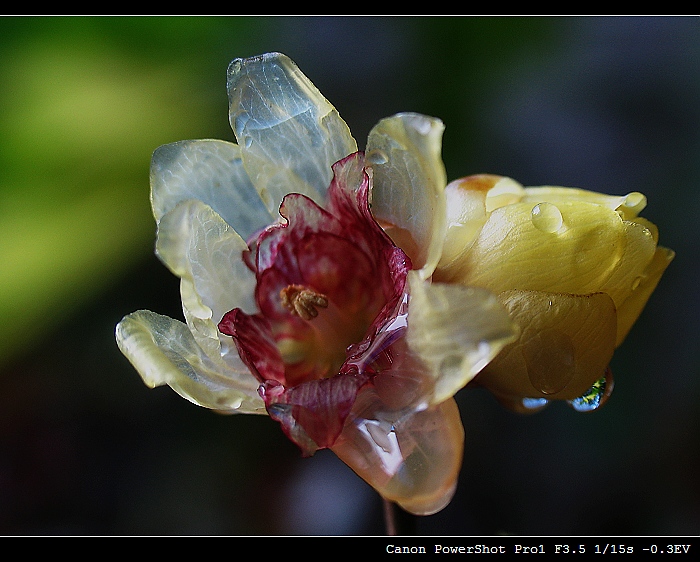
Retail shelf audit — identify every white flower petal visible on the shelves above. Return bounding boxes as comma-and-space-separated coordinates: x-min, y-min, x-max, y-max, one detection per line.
227, 52, 357, 212
116, 310, 264, 414
150, 139, 274, 241
406, 271, 518, 405
155, 199, 257, 369
366, 113, 447, 279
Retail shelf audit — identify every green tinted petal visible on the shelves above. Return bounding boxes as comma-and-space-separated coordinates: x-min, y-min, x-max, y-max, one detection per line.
227, 52, 357, 212
366, 113, 447, 279
406, 272, 517, 405
116, 310, 264, 414
155, 199, 257, 368
150, 139, 273, 241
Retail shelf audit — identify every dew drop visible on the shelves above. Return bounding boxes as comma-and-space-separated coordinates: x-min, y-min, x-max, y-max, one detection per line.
531, 202, 563, 233
366, 149, 389, 166
244, 136, 253, 149
567, 367, 614, 412
522, 397, 550, 412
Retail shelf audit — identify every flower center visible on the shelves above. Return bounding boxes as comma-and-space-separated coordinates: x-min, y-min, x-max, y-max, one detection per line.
280, 284, 329, 321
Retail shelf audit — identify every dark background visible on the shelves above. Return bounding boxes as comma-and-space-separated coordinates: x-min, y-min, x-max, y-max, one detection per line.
1, 16, 698, 536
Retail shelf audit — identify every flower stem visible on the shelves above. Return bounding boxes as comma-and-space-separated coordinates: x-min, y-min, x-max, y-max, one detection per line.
383, 498, 416, 535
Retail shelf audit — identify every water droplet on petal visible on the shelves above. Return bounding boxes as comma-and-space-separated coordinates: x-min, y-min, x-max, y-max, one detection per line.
567, 368, 614, 412
244, 136, 253, 149
531, 202, 563, 233
366, 149, 389, 166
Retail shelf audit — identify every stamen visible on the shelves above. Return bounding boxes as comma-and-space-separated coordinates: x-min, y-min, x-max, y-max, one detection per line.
280, 284, 329, 321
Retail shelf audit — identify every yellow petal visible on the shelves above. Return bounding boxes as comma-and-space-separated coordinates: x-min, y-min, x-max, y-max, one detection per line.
437, 174, 524, 276
522, 186, 648, 219
615, 246, 675, 345
366, 113, 447, 279
441, 201, 627, 295
474, 290, 617, 402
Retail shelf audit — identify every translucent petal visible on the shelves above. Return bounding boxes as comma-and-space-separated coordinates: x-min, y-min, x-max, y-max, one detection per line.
405, 271, 518, 405
227, 52, 357, 213
150, 139, 273, 241
116, 310, 264, 414
615, 246, 674, 346
155, 199, 257, 369
474, 290, 617, 402
446, 201, 627, 295
331, 390, 464, 516
366, 113, 447, 279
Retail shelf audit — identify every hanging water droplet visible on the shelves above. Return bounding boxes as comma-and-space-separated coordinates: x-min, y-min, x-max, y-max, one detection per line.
567, 367, 614, 412
522, 397, 550, 412
366, 149, 389, 166
531, 202, 563, 233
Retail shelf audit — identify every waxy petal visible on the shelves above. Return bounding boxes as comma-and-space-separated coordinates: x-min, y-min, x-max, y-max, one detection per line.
474, 290, 617, 403
331, 390, 464, 516
116, 310, 264, 413
615, 246, 674, 345
150, 139, 273, 241
155, 199, 257, 370
227, 53, 357, 212
366, 113, 447, 279
405, 271, 518, 406
443, 201, 629, 295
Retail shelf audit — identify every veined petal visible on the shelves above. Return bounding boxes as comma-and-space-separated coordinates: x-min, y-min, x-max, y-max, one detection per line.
366, 113, 447, 279
155, 199, 257, 369
150, 139, 273, 241
405, 271, 518, 406
116, 310, 264, 413
227, 52, 357, 212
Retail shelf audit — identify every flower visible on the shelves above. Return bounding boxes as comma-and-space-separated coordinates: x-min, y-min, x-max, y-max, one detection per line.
116, 52, 517, 516
429, 174, 674, 412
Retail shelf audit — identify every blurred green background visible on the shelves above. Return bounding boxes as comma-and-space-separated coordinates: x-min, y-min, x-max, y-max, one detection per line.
1, 16, 698, 536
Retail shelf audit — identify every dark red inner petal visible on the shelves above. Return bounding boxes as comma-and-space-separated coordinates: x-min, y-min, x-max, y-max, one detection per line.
218, 152, 412, 452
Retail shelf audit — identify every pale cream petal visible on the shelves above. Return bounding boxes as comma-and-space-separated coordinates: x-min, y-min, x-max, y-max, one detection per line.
437, 175, 525, 276
150, 139, 274, 241
405, 271, 517, 406
474, 290, 617, 403
227, 52, 357, 212
445, 201, 628, 295
331, 389, 464, 516
615, 246, 674, 346
155, 199, 257, 370
116, 310, 264, 414
366, 113, 447, 279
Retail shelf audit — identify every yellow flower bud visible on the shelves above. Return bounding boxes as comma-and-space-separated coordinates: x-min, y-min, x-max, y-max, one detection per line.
434, 175, 674, 411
